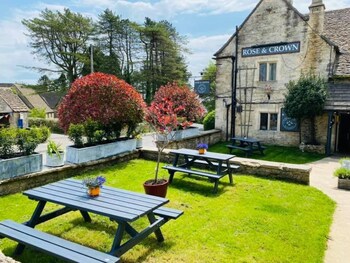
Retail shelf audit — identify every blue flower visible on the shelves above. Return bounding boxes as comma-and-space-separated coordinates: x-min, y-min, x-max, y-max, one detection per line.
196, 143, 208, 150
82, 175, 106, 188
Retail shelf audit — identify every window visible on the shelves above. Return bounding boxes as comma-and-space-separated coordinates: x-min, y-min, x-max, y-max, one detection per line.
259, 62, 277, 81
260, 113, 278, 131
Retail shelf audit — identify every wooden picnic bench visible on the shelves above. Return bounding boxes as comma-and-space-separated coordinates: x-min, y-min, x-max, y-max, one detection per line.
0, 220, 120, 263
0, 179, 183, 260
163, 148, 236, 193
227, 137, 266, 157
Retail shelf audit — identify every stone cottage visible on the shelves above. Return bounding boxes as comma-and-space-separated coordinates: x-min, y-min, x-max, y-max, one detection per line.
0, 86, 29, 128
214, 0, 350, 155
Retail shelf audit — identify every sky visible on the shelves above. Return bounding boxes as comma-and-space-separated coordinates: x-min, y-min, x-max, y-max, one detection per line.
0, 0, 350, 85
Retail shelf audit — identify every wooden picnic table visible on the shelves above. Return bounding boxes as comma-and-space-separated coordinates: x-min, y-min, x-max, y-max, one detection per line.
226, 137, 266, 157
163, 148, 237, 193
0, 179, 183, 262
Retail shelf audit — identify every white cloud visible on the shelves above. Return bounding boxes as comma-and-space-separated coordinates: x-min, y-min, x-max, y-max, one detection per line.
186, 34, 231, 78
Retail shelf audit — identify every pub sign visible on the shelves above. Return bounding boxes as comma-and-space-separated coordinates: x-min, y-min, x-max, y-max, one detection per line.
242, 41, 300, 57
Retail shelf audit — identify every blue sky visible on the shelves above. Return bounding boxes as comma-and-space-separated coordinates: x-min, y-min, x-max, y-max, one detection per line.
0, 0, 349, 84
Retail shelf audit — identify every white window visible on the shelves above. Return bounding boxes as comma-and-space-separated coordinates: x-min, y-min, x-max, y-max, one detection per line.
260, 113, 278, 131
259, 62, 277, 81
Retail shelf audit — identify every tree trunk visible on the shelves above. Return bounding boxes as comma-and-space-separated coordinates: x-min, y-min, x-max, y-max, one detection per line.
310, 115, 317, 144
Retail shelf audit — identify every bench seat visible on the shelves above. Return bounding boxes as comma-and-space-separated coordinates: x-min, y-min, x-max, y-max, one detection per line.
0, 220, 120, 263
163, 165, 223, 179
153, 207, 184, 220
192, 159, 240, 170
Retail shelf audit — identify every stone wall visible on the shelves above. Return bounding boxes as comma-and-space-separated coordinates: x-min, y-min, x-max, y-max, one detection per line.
0, 151, 139, 196
215, 0, 335, 147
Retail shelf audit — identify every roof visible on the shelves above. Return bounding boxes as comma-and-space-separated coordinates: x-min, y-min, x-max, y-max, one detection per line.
40, 92, 64, 109
14, 85, 54, 113
323, 8, 350, 75
214, 0, 307, 57
214, 1, 350, 76
0, 88, 29, 112
325, 83, 350, 111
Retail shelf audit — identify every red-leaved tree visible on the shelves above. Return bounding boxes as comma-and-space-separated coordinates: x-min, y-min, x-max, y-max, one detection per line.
152, 82, 206, 127
57, 72, 146, 138
144, 83, 206, 184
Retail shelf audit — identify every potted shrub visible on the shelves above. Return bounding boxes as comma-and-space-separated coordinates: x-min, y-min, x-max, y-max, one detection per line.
143, 83, 205, 197
45, 140, 64, 167
57, 72, 146, 164
0, 127, 47, 180
334, 159, 350, 190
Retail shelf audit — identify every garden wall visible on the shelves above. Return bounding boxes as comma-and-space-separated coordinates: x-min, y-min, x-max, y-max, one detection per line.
0, 129, 311, 195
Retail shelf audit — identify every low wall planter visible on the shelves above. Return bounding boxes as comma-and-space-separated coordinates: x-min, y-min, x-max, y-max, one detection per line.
66, 138, 136, 164
0, 153, 43, 180
158, 127, 200, 141
338, 178, 350, 190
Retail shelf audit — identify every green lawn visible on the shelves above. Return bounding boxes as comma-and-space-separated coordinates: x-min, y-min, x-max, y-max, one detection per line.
209, 141, 325, 164
0, 159, 335, 263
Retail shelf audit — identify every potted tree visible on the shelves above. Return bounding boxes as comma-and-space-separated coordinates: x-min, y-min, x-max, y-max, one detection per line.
45, 140, 64, 167
143, 82, 205, 197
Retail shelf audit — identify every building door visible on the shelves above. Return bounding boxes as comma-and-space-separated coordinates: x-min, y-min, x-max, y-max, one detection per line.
338, 114, 350, 153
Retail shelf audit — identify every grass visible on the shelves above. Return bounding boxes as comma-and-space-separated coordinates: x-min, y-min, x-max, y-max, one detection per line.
209, 141, 325, 164
0, 159, 335, 263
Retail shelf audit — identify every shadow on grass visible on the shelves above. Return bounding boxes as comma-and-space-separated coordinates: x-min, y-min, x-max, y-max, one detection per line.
169, 175, 235, 197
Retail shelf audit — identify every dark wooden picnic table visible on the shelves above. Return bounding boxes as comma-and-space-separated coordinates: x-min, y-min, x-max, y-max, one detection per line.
163, 148, 237, 193
227, 137, 266, 157
0, 179, 182, 261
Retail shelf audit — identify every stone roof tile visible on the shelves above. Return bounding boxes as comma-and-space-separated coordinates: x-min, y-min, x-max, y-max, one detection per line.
0, 88, 29, 112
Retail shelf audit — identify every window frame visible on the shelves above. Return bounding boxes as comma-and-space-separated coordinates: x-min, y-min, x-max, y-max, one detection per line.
258, 62, 277, 82
260, 112, 278, 131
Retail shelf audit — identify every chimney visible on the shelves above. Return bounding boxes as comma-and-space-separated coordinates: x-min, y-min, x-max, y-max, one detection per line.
308, 0, 325, 34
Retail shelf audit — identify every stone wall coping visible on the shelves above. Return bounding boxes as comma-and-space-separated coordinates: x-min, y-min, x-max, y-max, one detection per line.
232, 157, 312, 172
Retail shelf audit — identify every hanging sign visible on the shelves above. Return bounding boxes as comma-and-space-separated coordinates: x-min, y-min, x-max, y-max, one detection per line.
280, 108, 299, 132
194, 80, 210, 95
242, 41, 300, 57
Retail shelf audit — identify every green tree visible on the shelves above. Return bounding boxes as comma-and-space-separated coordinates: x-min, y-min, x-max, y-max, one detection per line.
22, 8, 94, 84
138, 18, 189, 103
201, 61, 217, 112
284, 73, 328, 144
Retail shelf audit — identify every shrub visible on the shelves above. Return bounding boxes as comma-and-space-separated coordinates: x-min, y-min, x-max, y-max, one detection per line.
29, 108, 46, 118
30, 126, 51, 143
333, 167, 350, 179
57, 72, 146, 138
151, 82, 206, 127
0, 128, 17, 157
16, 128, 42, 155
29, 118, 64, 134
203, 110, 215, 130
67, 123, 84, 147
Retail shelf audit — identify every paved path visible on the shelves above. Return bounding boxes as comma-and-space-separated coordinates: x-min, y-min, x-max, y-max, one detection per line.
310, 157, 350, 263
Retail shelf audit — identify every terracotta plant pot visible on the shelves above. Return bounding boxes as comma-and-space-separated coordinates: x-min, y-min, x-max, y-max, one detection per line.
198, 148, 206, 154
88, 187, 100, 197
143, 179, 169, 197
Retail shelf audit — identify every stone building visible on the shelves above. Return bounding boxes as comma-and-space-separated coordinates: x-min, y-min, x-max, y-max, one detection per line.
214, 0, 350, 155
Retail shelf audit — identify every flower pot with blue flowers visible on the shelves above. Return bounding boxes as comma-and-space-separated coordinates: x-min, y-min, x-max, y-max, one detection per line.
197, 143, 208, 154
82, 175, 106, 197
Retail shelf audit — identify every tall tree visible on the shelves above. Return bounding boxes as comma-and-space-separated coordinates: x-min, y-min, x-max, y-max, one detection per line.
22, 8, 94, 84
284, 73, 328, 144
138, 18, 189, 103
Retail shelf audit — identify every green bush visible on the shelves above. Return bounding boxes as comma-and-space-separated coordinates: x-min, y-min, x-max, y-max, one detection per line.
16, 128, 42, 155
84, 119, 100, 145
203, 110, 215, 130
333, 167, 350, 179
30, 126, 51, 143
68, 124, 85, 147
29, 118, 64, 134
29, 108, 46, 118
0, 128, 17, 157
